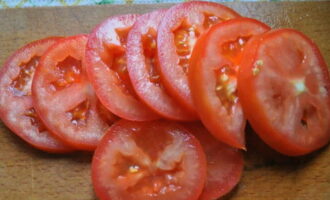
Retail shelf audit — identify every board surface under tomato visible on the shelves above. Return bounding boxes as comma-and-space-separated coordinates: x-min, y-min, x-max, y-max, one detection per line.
92, 120, 207, 200
32, 35, 116, 151
126, 9, 197, 121
238, 29, 330, 156
189, 17, 270, 149
157, 1, 240, 114
85, 14, 160, 121
0, 37, 72, 153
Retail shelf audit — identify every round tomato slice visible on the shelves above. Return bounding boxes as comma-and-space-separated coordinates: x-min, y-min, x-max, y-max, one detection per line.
126, 9, 197, 121
238, 29, 330, 156
92, 120, 207, 200
0, 37, 72, 153
32, 35, 116, 151
157, 1, 240, 114
85, 14, 160, 121
184, 122, 243, 200
189, 18, 270, 149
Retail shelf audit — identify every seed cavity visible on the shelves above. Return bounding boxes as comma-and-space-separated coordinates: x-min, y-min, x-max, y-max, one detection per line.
10, 56, 40, 96
51, 56, 82, 91
67, 100, 90, 126
174, 20, 200, 73
24, 108, 47, 132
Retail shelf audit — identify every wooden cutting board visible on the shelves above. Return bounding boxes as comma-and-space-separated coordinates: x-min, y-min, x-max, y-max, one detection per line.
0, 2, 329, 200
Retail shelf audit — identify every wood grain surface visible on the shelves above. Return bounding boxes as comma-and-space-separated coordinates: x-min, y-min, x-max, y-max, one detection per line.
0, 2, 329, 200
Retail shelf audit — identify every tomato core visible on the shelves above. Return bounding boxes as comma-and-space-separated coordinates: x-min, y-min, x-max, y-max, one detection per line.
11, 56, 40, 96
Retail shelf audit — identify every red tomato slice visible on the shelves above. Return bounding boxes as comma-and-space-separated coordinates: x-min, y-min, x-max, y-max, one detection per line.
189, 18, 270, 149
184, 122, 243, 200
157, 1, 240, 114
126, 9, 197, 121
92, 120, 207, 200
0, 37, 72, 153
238, 29, 330, 156
85, 14, 160, 121
32, 35, 116, 151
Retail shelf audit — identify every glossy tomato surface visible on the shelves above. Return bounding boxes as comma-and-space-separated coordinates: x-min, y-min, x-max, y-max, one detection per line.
157, 1, 240, 114
85, 14, 159, 121
92, 120, 207, 200
0, 37, 72, 153
32, 35, 116, 151
238, 29, 330, 156
127, 9, 197, 121
185, 122, 243, 200
189, 18, 270, 149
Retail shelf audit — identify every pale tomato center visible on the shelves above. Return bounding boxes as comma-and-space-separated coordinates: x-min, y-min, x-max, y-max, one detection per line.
11, 56, 40, 96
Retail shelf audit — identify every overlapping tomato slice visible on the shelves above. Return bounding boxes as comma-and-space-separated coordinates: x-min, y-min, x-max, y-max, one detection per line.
189, 18, 270, 149
157, 1, 240, 114
92, 120, 207, 200
32, 35, 116, 151
85, 14, 160, 121
0, 37, 72, 153
238, 29, 330, 156
126, 9, 197, 121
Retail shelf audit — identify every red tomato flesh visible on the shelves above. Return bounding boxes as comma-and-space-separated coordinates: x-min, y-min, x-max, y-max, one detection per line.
126, 9, 197, 121
0, 37, 72, 153
32, 35, 116, 151
189, 18, 270, 149
238, 29, 330, 156
85, 14, 160, 121
185, 122, 243, 200
92, 120, 207, 200
157, 1, 240, 114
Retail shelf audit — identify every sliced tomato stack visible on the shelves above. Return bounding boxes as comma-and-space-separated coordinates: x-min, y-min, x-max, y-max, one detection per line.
0, 1, 329, 200
32, 35, 116, 151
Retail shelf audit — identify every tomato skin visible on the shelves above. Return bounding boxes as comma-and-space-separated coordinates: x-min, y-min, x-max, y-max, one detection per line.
184, 122, 243, 200
0, 37, 73, 153
85, 14, 160, 122
126, 9, 197, 121
92, 120, 207, 200
238, 29, 330, 156
157, 1, 240, 114
189, 18, 270, 149
32, 34, 113, 151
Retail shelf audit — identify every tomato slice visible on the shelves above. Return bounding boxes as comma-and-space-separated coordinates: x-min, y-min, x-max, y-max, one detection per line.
32, 35, 116, 151
184, 122, 243, 200
157, 1, 240, 114
0, 37, 72, 153
85, 14, 160, 121
92, 120, 206, 200
189, 18, 270, 149
238, 29, 330, 156
126, 9, 197, 121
